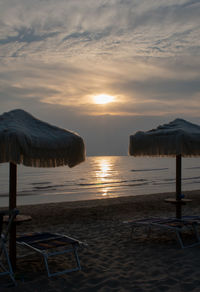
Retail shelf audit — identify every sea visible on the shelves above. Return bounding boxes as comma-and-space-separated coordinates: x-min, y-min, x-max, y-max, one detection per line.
0, 156, 200, 207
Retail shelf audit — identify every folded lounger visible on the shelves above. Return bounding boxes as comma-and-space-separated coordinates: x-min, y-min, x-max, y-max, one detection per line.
0, 209, 19, 286
17, 232, 87, 277
124, 217, 200, 249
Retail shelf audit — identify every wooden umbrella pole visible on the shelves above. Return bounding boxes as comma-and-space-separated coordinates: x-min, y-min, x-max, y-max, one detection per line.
9, 162, 17, 270
176, 154, 182, 219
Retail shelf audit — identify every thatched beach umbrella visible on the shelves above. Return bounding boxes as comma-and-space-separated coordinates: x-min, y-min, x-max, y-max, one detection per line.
129, 118, 200, 219
0, 109, 86, 268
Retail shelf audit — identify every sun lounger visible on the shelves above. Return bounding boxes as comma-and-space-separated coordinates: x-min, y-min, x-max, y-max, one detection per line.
0, 209, 19, 286
182, 215, 200, 223
16, 232, 87, 277
124, 217, 200, 248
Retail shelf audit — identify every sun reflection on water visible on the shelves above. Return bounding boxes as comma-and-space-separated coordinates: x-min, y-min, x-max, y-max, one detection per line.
95, 158, 111, 180
95, 157, 117, 197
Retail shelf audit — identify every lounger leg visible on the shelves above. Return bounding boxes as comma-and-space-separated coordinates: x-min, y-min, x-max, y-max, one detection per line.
193, 224, 200, 242
0, 245, 17, 286
176, 226, 200, 249
42, 247, 81, 277
175, 231, 185, 249
73, 245, 81, 270
43, 254, 51, 278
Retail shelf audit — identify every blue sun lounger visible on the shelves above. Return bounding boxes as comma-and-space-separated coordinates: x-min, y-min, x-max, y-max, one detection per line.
17, 232, 87, 277
124, 217, 200, 249
0, 209, 19, 286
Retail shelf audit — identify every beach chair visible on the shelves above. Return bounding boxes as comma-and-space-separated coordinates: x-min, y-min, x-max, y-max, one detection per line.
124, 217, 200, 249
0, 208, 19, 286
182, 215, 200, 224
16, 232, 87, 277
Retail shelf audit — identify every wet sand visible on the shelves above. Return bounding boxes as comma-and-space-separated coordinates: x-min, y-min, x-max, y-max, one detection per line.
2, 190, 200, 292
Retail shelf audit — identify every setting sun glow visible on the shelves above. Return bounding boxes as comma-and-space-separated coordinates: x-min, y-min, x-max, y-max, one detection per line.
93, 94, 114, 104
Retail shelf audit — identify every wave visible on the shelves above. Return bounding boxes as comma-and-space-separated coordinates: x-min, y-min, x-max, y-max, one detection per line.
32, 184, 67, 190
127, 182, 149, 187
131, 168, 168, 172
31, 182, 52, 185
182, 176, 200, 181
77, 178, 147, 187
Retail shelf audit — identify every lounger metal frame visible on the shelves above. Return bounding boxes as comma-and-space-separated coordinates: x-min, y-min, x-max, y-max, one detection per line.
0, 209, 19, 286
125, 217, 200, 249
17, 232, 86, 277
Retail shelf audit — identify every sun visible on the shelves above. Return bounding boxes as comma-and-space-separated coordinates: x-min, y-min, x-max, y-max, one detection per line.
93, 94, 114, 104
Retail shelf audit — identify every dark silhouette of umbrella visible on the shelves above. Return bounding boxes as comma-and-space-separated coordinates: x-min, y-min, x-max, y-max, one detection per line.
129, 118, 200, 219
0, 109, 85, 268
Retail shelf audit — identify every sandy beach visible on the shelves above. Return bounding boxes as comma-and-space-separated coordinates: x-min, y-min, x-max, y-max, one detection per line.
2, 190, 200, 291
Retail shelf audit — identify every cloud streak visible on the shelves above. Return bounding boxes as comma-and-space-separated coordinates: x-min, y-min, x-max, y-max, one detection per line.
0, 0, 200, 154
1, 0, 200, 58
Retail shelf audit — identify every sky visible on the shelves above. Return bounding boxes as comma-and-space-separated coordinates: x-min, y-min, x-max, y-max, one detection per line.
0, 0, 200, 156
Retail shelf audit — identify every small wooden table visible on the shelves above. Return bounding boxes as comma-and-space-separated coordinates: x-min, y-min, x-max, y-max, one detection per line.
164, 198, 192, 205
3, 214, 32, 224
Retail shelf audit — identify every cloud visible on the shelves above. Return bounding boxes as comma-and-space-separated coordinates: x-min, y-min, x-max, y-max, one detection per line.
0, 56, 200, 118
0, 28, 59, 45
1, 0, 200, 59
0, 0, 200, 154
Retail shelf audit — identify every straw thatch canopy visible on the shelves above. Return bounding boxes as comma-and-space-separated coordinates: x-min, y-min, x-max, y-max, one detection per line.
0, 109, 85, 168
129, 118, 200, 157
